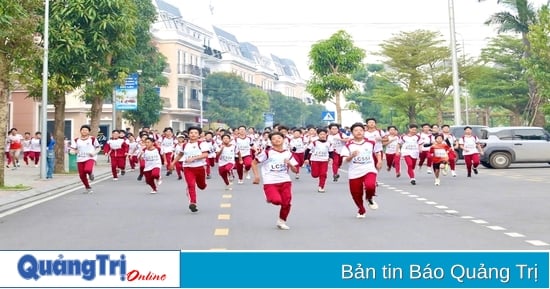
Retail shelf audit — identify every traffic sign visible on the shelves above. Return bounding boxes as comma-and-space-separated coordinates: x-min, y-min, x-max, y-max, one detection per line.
321, 111, 335, 122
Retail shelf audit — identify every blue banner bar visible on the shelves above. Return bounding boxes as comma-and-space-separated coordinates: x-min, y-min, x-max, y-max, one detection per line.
179, 251, 549, 288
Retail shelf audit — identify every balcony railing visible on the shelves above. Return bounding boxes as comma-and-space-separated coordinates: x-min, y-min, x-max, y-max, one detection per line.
177, 64, 202, 77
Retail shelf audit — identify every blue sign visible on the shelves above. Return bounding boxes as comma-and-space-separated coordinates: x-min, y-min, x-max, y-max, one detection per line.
321, 111, 336, 122
263, 112, 274, 129
115, 73, 139, 110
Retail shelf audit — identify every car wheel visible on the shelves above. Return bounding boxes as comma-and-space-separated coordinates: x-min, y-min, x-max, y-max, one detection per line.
480, 161, 492, 169
489, 152, 512, 169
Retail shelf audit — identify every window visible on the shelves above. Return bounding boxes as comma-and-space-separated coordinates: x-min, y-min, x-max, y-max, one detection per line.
47, 120, 72, 140
492, 129, 513, 140
177, 50, 187, 74
177, 85, 186, 108
513, 129, 546, 140
191, 89, 198, 100
171, 121, 182, 132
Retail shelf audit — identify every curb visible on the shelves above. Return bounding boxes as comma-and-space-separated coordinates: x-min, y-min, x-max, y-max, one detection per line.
0, 172, 112, 216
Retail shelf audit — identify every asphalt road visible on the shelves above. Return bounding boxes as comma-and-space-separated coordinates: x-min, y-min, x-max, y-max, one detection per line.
0, 163, 548, 250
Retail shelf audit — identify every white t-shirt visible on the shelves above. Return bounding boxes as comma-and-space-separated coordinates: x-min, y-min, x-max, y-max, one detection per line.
235, 136, 254, 157
70, 137, 100, 162
364, 129, 386, 153
160, 137, 176, 154
340, 139, 378, 179
385, 135, 400, 154
307, 140, 333, 162
217, 144, 237, 166
328, 132, 347, 154
399, 134, 423, 159
289, 137, 306, 153
181, 141, 209, 168
420, 132, 433, 152
30, 138, 41, 152
142, 148, 162, 171
459, 135, 480, 156
255, 148, 298, 184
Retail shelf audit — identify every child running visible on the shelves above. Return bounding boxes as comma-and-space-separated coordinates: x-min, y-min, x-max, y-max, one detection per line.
140, 137, 162, 194
251, 132, 299, 230
429, 134, 453, 186
303, 128, 333, 193
340, 122, 382, 218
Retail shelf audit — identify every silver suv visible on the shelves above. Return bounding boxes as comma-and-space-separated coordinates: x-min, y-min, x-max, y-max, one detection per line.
479, 126, 550, 169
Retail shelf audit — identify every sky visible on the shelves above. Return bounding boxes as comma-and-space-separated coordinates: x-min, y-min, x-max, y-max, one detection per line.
168, 0, 548, 79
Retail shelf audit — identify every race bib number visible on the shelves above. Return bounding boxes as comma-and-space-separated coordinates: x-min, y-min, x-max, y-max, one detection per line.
352, 151, 372, 164
434, 149, 447, 158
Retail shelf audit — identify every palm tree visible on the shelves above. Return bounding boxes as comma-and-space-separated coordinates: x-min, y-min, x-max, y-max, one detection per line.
480, 0, 544, 126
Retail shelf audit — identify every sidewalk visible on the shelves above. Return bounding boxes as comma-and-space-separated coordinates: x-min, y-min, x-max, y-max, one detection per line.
0, 155, 112, 213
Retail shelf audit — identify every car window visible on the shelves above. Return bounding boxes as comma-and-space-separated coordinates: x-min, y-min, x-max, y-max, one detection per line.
492, 129, 514, 140
513, 129, 546, 140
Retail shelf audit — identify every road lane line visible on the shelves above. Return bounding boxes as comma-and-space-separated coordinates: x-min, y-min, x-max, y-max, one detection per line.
525, 240, 549, 246
220, 203, 231, 208
214, 228, 229, 236
218, 214, 231, 220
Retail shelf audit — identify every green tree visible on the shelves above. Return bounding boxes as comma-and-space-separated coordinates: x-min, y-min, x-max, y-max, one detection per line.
0, 0, 41, 186
524, 5, 550, 125
466, 35, 529, 125
78, 0, 139, 135
307, 30, 365, 124
374, 30, 451, 124
481, 0, 543, 125
269, 91, 308, 127
244, 87, 270, 129
347, 64, 392, 124
203, 72, 250, 127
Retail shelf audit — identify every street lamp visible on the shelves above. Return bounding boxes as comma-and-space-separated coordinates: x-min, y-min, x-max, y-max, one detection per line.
40, 0, 50, 180
455, 31, 469, 125
448, 0, 462, 126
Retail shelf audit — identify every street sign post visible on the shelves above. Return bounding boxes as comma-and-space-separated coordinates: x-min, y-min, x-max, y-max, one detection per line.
321, 111, 336, 122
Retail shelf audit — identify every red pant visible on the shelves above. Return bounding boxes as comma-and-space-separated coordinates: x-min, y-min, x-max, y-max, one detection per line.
23, 151, 32, 165
31, 151, 40, 165
331, 152, 342, 175
144, 167, 160, 191
448, 151, 457, 170
385, 153, 401, 176
235, 155, 253, 180
310, 161, 328, 189
175, 161, 183, 178
183, 166, 207, 204
418, 151, 432, 167
263, 181, 292, 221
292, 152, 305, 174
77, 159, 95, 189
110, 156, 126, 178
403, 155, 417, 179
205, 157, 215, 176
218, 163, 234, 185
464, 153, 480, 175
163, 152, 173, 171
349, 173, 377, 215
129, 155, 138, 169
5, 152, 12, 165
139, 159, 145, 176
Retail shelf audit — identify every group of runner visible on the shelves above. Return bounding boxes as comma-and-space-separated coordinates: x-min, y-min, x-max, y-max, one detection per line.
67, 118, 484, 230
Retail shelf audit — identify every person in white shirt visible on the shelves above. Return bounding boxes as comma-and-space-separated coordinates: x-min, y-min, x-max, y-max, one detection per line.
140, 137, 163, 194
340, 122, 382, 219
251, 132, 299, 230
7, 128, 24, 169
203, 131, 217, 179
398, 124, 423, 185
170, 126, 209, 213
418, 123, 434, 174
69, 125, 101, 193
234, 125, 255, 184
216, 134, 239, 190
304, 128, 334, 193
289, 128, 307, 179
327, 123, 349, 182
29, 132, 42, 167
459, 126, 484, 177
160, 127, 176, 176
384, 126, 401, 178
22, 132, 32, 166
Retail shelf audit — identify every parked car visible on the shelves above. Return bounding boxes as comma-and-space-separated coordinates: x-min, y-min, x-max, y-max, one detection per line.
479, 126, 550, 169
450, 125, 488, 159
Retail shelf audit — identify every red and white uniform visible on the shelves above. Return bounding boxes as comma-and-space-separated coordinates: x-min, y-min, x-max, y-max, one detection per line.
8, 134, 23, 150
340, 139, 378, 179
235, 136, 254, 158
364, 129, 385, 153
160, 136, 176, 155
71, 137, 100, 162
218, 144, 238, 167
182, 141, 209, 168
307, 140, 333, 162
255, 149, 298, 184
399, 134, 423, 159
143, 148, 162, 172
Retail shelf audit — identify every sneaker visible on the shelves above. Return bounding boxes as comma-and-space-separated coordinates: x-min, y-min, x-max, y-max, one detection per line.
137, 174, 143, 181
473, 168, 478, 175
150, 190, 158, 194
467, 173, 472, 178
225, 185, 233, 191
367, 199, 379, 210
356, 213, 366, 219
238, 180, 244, 184
295, 174, 300, 179
333, 174, 340, 182
113, 178, 118, 181
451, 170, 457, 177
89, 173, 95, 181
427, 169, 433, 174
434, 178, 440, 186
410, 179, 416, 185
121, 170, 126, 176
396, 172, 401, 178
84, 188, 93, 194
206, 174, 211, 179
34, 165, 38, 168
166, 171, 172, 177
442, 169, 448, 176
177, 176, 182, 180
157, 179, 162, 186
189, 203, 198, 212
245, 173, 251, 180
317, 187, 325, 193
276, 219, 290, 230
